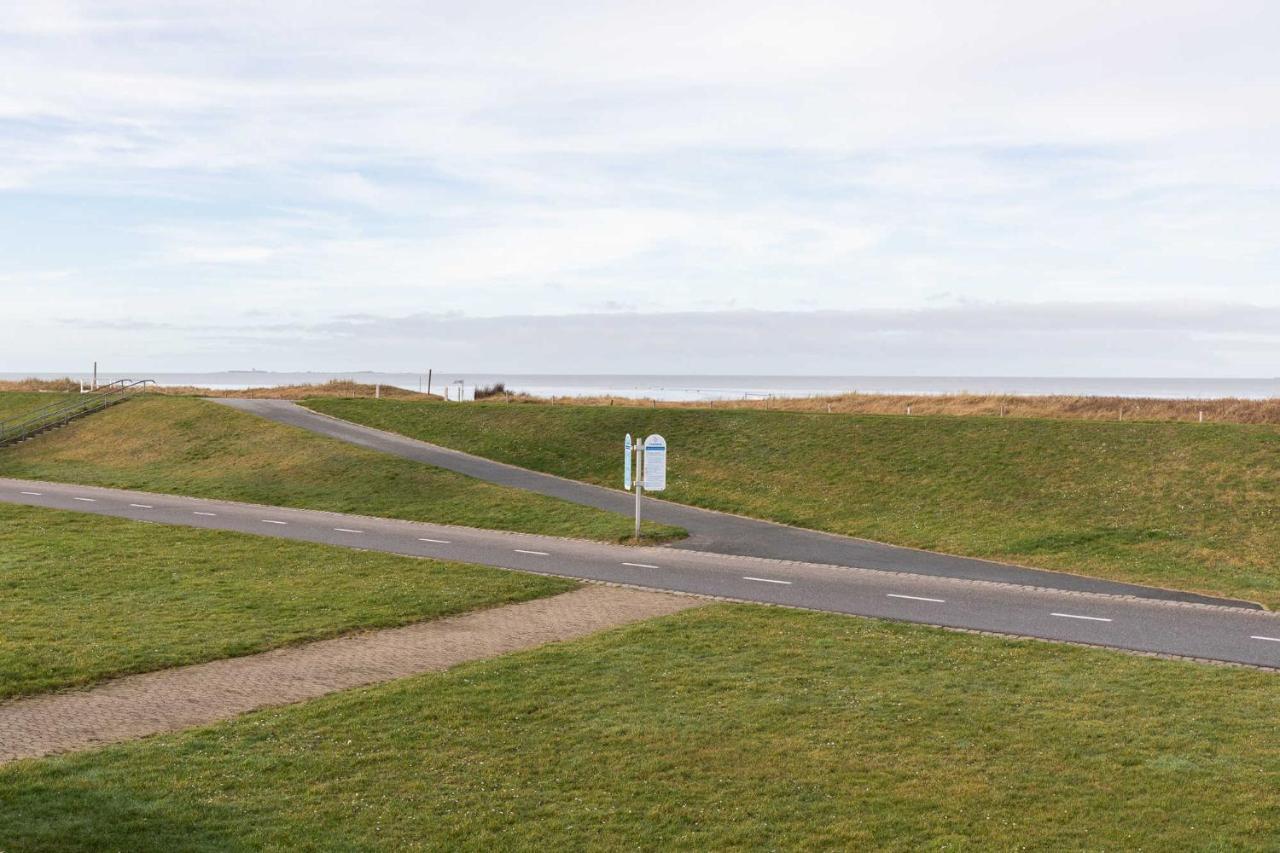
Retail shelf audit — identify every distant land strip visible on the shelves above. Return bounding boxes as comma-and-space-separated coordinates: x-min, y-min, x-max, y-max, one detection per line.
4, 377, 1279, 425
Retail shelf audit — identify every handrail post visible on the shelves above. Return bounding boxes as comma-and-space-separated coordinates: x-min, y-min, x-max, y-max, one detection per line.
0, 378, 155, 447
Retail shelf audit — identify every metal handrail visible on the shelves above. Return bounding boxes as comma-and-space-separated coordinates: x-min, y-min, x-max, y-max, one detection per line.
0, 379, 155, 446
2, 379, 134, 427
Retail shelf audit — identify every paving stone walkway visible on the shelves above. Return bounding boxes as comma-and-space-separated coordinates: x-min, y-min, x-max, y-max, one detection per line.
0, 585, 700, 764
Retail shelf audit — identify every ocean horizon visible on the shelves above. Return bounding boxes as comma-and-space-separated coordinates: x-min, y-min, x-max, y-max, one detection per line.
4, 372, 1278, 401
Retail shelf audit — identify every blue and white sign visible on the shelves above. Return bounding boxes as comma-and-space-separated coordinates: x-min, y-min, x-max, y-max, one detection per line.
642, 434, 667, 491
624, 433, 633, 489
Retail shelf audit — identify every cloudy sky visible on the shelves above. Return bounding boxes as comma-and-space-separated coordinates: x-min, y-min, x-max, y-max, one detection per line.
2, 1, 1278, 374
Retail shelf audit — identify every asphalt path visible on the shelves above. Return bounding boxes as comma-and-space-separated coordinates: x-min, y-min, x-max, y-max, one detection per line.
4, 477, 1279, 669
214, 398, 1257, 610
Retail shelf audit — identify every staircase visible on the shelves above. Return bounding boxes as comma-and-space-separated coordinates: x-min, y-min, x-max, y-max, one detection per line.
0, 379, 156, 447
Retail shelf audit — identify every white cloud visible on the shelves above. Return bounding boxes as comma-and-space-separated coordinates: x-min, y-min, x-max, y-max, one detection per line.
44, 301, 1280, 378
0, 1, 1278, 372
163, 245, 277, 265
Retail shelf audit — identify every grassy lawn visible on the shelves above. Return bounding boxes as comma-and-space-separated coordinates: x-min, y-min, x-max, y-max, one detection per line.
307, 399, 1280, 607
0, 395, 680, 543
0, 502, 575, 699
1, 604, 1277, 849
0, 391, 76, 421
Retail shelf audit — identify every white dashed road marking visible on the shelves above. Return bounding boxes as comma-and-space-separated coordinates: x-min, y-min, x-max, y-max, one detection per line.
6, 481, 1277, 669
1051, 612, 1112, 623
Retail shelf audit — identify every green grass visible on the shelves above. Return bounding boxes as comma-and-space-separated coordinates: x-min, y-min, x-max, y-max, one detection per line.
2, 605, 1277, 849
0, 395, 681, 543
0, 391, 76, 420
306, 398, 1280, 607
0, 502, 576, 699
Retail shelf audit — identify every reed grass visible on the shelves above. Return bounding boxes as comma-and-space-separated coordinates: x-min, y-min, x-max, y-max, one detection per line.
5, 377, 1275, 424
505, 390, 1280, 425
0, 378, 434, 400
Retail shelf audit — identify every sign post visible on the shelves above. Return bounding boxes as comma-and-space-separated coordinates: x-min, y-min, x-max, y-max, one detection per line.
625, 433, 666, 539
633, 453, 643, 539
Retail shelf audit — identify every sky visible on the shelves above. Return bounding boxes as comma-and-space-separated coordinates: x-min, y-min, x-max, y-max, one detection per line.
2, 0, 1278, 375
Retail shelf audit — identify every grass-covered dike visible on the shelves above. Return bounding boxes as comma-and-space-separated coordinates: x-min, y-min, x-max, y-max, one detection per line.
0, 391, 77, 421
0, 394, 682, 544
307, 398, 1280, 607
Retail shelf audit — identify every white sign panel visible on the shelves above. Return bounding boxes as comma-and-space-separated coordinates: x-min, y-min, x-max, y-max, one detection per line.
624, 433, 633, 489
642, 434, 666, 491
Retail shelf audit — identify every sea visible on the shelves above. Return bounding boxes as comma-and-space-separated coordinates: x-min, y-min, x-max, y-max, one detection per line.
3, 372, 1277, 401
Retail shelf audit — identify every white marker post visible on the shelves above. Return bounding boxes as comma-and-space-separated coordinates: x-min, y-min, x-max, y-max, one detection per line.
628, 434, 642, 538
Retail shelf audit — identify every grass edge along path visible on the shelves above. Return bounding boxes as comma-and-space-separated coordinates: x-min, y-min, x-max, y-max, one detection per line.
302, 398, 1280, 609
0, 586, 697, 764
0, 502, 576, 700
0, 395, 683, 544
0, 604, 1277, 849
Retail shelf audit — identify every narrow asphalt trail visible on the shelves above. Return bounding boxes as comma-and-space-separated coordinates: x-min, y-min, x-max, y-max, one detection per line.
3, 478, 1279, 668
214, 398, 1257, 610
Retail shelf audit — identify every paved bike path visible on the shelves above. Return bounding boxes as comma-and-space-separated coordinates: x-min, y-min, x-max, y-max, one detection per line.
213, 398, 1258, 610
3, 478, 1279, 668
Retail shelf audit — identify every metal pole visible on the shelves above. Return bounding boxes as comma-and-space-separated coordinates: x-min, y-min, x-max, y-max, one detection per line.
633, 443, 643, 539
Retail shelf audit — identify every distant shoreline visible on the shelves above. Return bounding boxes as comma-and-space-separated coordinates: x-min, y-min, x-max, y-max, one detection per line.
4, 377, 1280, 426
1, 372, 1276, 402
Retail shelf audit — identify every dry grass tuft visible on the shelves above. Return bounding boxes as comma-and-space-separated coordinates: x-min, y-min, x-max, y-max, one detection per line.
178, 380, 437, 400
514, 391, 1280, 425
0, 378, 436, 400
4, 377, 1274, 424
0, 378, 83, 393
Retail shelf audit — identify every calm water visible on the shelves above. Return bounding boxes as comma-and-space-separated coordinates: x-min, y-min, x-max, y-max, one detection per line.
4, 372, 1277, 400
